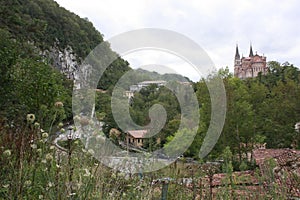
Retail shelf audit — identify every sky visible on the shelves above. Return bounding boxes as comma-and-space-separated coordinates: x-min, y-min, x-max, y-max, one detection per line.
55, 0, 300, 81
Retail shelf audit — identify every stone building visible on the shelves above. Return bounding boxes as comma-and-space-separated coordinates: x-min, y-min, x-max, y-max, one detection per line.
234, 44, 268, 79
125, 130, 148, 148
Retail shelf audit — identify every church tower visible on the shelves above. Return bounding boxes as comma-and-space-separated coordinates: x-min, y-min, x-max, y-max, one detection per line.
249, 44, 254, 57
234, 44, 241, 77
234, 44, 267, 79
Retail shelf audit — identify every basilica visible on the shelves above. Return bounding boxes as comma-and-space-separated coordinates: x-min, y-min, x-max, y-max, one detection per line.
234, 44, 268, 79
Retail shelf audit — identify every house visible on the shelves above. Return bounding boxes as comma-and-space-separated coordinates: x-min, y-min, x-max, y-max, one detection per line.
129, 80, 167, 92
125, 130, 148, 148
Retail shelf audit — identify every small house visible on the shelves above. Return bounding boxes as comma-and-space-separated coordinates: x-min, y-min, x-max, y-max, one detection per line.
125, 130, 148, 148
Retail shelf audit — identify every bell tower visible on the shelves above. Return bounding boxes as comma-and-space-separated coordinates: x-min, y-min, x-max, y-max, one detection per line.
234, 44, 241, 76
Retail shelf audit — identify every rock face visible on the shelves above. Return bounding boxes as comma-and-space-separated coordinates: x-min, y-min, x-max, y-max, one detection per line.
42, 44, 79, 80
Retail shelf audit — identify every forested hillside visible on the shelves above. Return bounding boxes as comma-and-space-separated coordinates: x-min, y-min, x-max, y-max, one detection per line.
0, 0, 131, 126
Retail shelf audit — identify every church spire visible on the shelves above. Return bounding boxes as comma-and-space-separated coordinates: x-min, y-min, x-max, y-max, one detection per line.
235, 44, 240, 59
249, 43, 254, 57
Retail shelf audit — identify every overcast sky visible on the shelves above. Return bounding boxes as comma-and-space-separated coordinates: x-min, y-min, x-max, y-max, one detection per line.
55, 0, 300, 81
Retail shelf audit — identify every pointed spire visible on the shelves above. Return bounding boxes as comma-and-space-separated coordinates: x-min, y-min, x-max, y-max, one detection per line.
235, 44, 240, 59
249, 43, 254, 57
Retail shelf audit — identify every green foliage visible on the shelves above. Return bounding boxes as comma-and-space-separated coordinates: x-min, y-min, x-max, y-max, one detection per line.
0, 0, 103, 59
0, 29, 72, 128
195, 62, 300, 162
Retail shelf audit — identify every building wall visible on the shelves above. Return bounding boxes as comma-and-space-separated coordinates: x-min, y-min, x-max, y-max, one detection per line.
234, 48, 267, 79
126, 135, 144, 147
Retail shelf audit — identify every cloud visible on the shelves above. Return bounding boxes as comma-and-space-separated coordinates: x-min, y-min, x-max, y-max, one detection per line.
56, 0, 300, 78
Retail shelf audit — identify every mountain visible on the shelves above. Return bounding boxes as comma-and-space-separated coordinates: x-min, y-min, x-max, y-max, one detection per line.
0, 0, 132, 126
0, 0, 130, 89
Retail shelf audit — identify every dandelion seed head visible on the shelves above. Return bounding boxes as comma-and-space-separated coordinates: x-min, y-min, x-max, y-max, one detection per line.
87, 149, 95, 156
34, 122, 40, 128
42, 132, 49, 138
24, 180, 31, 186
3, 149, 11, 157
45, 153, 53, 161
58, 122, 63, 128
26, 114, 35, 123
54, 101, 64, 108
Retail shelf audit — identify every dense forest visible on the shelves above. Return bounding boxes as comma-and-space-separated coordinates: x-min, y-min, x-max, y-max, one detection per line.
107, 63, 300, 170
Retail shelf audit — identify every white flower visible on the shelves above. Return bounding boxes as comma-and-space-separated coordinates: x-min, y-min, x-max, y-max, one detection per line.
49, 145, 55, 150
48, 182, 54, 187
37, 149, 42, 154
3, 149, 11, 157
45, 153, 53, 161
83, 168, 91, 177
58, 122, 64, 128
26, 114, 35, 123
42, 132, 49, 138
38, 195, 43, 199
54, 101, 64, 108
30, 144, 37, 149
24, 180, 31, 186
34, 122, 40, 128
87, 149, 95, 156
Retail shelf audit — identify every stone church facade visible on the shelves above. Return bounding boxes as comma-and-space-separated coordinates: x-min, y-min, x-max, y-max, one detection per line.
234, 45, 268, 79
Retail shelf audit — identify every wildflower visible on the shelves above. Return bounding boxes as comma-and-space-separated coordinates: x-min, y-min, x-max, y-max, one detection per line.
49, 145, 55, 150
48, 182, 54, 188
54, 101, 64, 108
39, 139, 45, 144
24, 180, 31, 186
73, 140, 79, 145
37, 148, 42, 155
40, 129, 45, 133
80, 118, 89, 126
45, 153, 53, 161
30, 144, 37, 149
58, 122, 64, 128
34, 122, 40, 128
83, 168, 91, 177
3, 149, 11, 157
27, 114, 35, 123
2, 184, 9, 188
38, 195, 43, 199
74, 115, 80, 122
42, 132, 49, 138
41, 159, 47, 164
87, 149, 95, 156
60, 128, 65, 133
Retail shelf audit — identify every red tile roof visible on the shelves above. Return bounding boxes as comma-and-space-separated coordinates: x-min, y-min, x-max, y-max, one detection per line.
127, 130, 148, 138
253, 148, 300, 165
